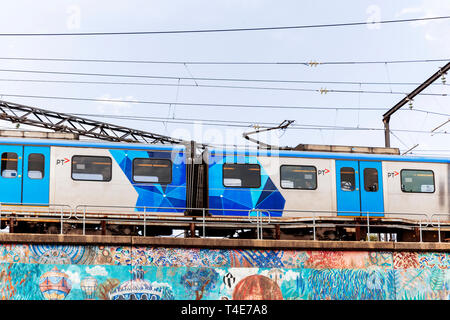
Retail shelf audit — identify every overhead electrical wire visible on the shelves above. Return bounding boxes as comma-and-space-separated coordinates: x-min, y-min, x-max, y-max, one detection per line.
0, 93, 448, 118
0, 67, 448, 88
0, 77, 448, 89
0, 15, 448, 36
68, 112, 450, 135
0, 69, 448, 96
0, 56, 447, 66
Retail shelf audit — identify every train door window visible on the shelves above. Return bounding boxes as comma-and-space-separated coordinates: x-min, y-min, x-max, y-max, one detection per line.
280, 165, 317, 190
401, 169, 435, 193
223, 163, 261, 188
71, 156, 112, 181
363, 168, 378, 192
28, 153, 45, 179
132, 158, 172, 184
340, 167, 355, 191
1, 152, 18, 178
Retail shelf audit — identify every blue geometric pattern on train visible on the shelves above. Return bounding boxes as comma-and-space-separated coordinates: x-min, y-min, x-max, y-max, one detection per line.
208, 153, 285, 217
109, 149, 186, 212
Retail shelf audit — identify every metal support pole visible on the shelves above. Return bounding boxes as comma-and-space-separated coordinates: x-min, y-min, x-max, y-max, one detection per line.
383, 119, 391, 148
202, 208, 206, 238
419, 223, 423, 242
437, 217, 441, 243
367, 212, 370, 242
189, 222, 195, 238
60, 207, 64, 235
313, 213, 316, 241
382, 62, 450, 147
143, 207, 146, 237
9, 213, 14, 234
83, 207, 86, 236
101, 220, 106, 236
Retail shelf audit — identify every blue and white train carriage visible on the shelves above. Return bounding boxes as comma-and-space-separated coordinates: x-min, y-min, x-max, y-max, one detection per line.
0, 138, 187, 216
0, 137, 448, 238
205, 147, 449, 224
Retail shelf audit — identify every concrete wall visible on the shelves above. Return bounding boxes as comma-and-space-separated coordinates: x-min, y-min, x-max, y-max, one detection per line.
0, 235, 448, 300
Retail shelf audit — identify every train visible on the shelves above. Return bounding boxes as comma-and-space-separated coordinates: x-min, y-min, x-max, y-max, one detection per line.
0, 136, 448, 241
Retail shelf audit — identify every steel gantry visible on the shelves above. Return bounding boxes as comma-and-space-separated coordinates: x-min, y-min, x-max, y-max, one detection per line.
0, 99, 186, 145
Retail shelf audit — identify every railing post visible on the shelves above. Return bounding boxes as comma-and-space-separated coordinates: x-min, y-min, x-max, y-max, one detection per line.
313, 212, 316, 241
202, 208, 206, 238
367, 212, 370, 242
437, 216, 441, 243
60, 207, 63, 235
83, 207, 86, 236
143, 207, 146, 237
419, 221, 423, 242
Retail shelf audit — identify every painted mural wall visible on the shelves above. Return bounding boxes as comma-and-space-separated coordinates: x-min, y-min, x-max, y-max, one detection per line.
0, 243, 448, 300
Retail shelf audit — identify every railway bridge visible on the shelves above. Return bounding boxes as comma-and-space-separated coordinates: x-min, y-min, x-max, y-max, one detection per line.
0, 233, 448, 300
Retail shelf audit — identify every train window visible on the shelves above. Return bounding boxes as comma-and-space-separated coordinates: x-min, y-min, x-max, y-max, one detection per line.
71, 156, 112, 181
280, 165, 317, 190
363, 168, 378, 192
28, 153, 45, 179
132, 158, 172, 184
223, 163, 261, 188
401, 169, 435, 193
1, 152, 18, 178
340, 167, 355, 191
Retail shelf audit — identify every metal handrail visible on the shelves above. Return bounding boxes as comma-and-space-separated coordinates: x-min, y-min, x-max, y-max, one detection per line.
430, 214, 450, 242
1, 202, 448, 241
0, 203, 73, 234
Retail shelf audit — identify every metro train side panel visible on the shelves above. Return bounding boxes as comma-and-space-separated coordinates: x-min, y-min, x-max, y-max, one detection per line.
51, 145, 186, 213
206, 148, 449, 219
0, 139, 449, 222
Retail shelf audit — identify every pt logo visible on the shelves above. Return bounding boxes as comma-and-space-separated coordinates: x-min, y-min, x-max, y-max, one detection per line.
318, 169, 330, 175
56, 158, 70, 165
387, 171, 399, 178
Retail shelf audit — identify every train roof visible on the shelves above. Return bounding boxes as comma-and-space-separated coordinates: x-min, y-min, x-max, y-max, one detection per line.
207, 148, 450, 164
0, 137, 186, 151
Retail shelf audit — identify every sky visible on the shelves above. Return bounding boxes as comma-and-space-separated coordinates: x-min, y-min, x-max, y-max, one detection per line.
0, 0, 448, 155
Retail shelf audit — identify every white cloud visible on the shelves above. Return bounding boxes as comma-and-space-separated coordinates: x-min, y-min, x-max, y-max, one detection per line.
86, 266, 108, 277
65, 269, 81, 285
284, 270, 300, 282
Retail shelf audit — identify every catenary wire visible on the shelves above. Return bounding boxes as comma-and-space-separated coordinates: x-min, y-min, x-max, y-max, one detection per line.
0, 56, 448, 66
2, 93, 450, 112
0, 15, 448, 36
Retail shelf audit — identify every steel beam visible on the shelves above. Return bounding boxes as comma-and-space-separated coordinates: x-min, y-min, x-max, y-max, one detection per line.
0, 99, 187, 145
383, 62, 450, 147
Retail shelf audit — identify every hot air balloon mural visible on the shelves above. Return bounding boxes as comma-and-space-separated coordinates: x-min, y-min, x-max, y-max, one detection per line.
109, 266, 172, 300
80, 276, 98, 300
39, 267, 72, 300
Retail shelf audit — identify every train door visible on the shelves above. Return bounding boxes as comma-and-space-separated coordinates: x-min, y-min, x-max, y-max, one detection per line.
0, 145, 50, 205
22, 146, 50, 205
0, 145, 23, 204
335, 160, 361, 216
359, 161, 384, 216
335, 160, 384, 217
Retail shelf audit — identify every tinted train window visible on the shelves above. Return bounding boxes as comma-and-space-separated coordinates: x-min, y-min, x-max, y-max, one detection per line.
401, 169, 434, 193
340, 167, 355, 191
223, 163, 261, 188
71, 156, 112, 181
133, 158, 172, 184
363, 168, 378, 192
28, 153, 45, 179
280, 165, 317, 190
1, 152, 18, 178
